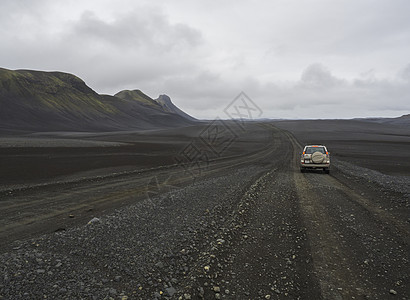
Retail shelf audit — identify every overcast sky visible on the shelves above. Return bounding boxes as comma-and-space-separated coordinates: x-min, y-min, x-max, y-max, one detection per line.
1, 0, 410, 119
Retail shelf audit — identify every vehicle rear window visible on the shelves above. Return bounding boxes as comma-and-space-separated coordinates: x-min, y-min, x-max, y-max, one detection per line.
305, 147, 325, 154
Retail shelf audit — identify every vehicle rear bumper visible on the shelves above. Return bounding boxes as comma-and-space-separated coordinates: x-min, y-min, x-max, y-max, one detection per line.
300, 163, 330, 169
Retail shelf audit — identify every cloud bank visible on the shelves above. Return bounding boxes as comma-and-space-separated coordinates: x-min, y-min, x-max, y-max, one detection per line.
1, 0, 410, 119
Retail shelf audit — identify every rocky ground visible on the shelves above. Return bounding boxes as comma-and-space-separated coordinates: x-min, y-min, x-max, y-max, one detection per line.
1, 123, 409, 299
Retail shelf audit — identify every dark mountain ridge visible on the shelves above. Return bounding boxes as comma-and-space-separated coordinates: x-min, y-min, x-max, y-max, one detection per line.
0, 68, 195, 131
114, 90, 196, 122
354, 114, 410, 126
114, 89, 163, 110
155, 94, 196, 121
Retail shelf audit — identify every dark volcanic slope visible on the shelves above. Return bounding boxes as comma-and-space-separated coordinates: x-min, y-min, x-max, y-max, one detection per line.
0, 68, 195, 131
114, 89, 163, 110
356, 114, 410, 126
115, 90, 196, 121
155, 94, 197, 121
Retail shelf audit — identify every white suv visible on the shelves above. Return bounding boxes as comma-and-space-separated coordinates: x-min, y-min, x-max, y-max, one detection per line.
300, 145, 330, 174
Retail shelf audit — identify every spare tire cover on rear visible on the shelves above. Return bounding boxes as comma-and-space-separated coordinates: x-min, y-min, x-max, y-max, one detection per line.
311, 151, 325, 163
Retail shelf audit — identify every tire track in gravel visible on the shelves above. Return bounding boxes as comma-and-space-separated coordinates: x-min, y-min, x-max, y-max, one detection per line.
287, 130, 410, 299
178, 125, 322, 299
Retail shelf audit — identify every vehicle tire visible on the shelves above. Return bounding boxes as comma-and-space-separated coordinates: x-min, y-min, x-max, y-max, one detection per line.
324, 168, 330, 174
311, 151, 325, 164
300, 168, 305, 173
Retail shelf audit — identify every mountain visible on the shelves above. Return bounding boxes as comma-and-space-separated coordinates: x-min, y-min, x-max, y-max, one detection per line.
355, 114, 410, 126
114, 90, 196, 121
388, 114, 410, 125
114, 89, 162, 110
0, 68, 195, 131
155, 95, 197, 121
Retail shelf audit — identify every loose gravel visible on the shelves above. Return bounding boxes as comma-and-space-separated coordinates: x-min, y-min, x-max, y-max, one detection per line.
1, 166, 266, 299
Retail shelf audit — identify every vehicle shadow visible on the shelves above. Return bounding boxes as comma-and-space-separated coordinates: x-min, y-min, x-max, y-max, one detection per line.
301, 168, 329, 175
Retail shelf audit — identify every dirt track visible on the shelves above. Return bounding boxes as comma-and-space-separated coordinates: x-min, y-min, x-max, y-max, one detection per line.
1, 123, 409, 299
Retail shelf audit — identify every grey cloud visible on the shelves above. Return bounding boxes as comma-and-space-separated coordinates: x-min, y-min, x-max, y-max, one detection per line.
399, 64, 410, 81
65, 8, 204, 93
300, 64, 346, 89
229, 63, 410, 119
70, 9, 203, 51
0, 4, 205, 96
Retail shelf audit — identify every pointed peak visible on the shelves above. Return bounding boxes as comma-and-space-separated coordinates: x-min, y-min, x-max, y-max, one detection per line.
155, 94, 172, 103
154, 94, 196, 121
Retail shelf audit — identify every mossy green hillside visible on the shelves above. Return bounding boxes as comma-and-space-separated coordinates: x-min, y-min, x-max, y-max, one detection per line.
0, 67, 195, 131
114, 89, 162, 109
0, 68, 119, 116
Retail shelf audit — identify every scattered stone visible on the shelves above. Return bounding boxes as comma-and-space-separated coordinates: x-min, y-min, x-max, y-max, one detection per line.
166, 287, 176, 297
87, 217, 101, 224
109, 288, 117, 296
2, 160, 406, 300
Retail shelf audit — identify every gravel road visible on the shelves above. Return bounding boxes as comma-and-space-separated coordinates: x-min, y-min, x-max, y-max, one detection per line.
1, 124, 409, 299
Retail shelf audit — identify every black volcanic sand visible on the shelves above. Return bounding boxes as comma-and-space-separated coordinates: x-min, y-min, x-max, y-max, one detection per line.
0, 126, 189, 186
0, 121, 409, 299
0, 121, 273, 248
273, 119, 410, 176
0, 122, 264, 188
0, 135, 179, 187
1, 119, 409, 188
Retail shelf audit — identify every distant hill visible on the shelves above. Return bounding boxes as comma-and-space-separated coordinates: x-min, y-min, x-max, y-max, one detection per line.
0, 68, 195, 131
355, 114, 410, 126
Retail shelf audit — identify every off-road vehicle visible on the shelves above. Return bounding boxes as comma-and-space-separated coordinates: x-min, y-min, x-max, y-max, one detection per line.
300, 145, 330, 174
